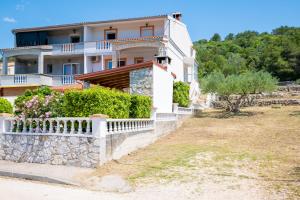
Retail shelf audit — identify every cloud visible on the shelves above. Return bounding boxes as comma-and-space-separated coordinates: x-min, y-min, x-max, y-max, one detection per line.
3, 17, 17, 23
16, 4, 25, 11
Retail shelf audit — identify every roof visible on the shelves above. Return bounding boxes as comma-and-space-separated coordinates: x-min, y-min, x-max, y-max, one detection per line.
75, 60, 172, 89
12, 14, 168, 33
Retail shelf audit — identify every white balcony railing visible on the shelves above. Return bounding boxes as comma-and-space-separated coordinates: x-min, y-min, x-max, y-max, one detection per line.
52, 43, 84, 54
0, 74, 41, 86
0, 74, 76, 87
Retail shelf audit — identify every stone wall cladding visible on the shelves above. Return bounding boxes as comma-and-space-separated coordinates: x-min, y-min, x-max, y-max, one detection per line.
0, 134, 101, 168
130, 68, 153, 96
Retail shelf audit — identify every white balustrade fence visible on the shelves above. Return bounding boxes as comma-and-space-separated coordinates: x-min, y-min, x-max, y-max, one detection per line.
1, 117, 155, 136
4, 117, 92, 135
106, 119, 154, 134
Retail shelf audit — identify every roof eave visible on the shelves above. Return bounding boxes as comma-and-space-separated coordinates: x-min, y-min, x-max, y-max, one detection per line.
12, 15, 168, 34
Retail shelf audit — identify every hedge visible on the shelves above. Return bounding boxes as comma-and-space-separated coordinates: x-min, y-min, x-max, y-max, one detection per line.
63, 86, 132, 118
130, 95, 152, 118
173, 81, 190, 107
0, 98, 13, 114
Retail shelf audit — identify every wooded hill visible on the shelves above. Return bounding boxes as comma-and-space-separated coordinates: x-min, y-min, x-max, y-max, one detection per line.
194, 26, 300, 81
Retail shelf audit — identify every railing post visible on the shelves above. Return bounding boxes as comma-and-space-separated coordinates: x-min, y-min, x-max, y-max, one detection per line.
172, 103, 179, 114
0, 113, 12, 134
91, 114, 109, 165
151, 107, 157, 121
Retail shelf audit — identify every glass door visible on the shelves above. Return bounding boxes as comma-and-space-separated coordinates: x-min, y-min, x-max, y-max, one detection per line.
63, 63, 79, 75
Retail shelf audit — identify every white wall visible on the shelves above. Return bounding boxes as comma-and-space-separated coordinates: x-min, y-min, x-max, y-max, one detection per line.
120, 47, 158, 65
44, 56, 84, 75
85, 20, 165, 42
166, 43, 185, 81
85, 56, 102, 73
47, 28, 84, 44
169, 18, 194, 57
152, 64, 174, 113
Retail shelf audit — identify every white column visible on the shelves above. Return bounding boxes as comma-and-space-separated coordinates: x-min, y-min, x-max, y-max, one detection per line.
0, 113, 12, 134
84, 55, 88, 73
112, 50, 118, 68
91, 114, 108, 165
38, 53, 44, 74
172, 103, 179, 114
2, 56, 8, 75
151, 107, 158, 121
101, 54, 104, 70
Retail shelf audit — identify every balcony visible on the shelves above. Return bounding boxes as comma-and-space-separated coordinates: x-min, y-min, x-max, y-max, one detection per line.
52, 43, 84, 55
1, 36, 165, 58
0, 74, 76, 87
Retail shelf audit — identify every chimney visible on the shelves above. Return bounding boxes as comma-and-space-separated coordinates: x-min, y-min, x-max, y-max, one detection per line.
172, 12, 182, 21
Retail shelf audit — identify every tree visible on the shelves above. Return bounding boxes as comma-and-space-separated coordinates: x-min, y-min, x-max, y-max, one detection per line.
225, 33, 234, 41
194, 26, 300, 81
210, 33, 221, 42
201, 71, 278, 113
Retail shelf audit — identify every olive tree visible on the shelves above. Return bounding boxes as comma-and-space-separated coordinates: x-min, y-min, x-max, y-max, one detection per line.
201, 71, 278, 113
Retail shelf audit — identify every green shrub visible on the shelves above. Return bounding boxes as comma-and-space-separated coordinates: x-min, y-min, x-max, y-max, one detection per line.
130, 95, 152, 118
173, 81, 190, 107
63, 86, 131, 118
0, 98, 13, 114
296, 79, 300, 85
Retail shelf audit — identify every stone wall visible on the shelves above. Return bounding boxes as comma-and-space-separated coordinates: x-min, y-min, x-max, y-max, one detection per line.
130, 68, 153, 96
0, 134, 101, 168
0, 113, 197, 168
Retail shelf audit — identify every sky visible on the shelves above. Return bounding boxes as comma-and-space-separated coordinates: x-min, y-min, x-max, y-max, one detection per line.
0, 0, 299, 48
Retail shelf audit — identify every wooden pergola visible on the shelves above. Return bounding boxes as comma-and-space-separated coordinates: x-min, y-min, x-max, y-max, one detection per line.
75, 61, 157, 90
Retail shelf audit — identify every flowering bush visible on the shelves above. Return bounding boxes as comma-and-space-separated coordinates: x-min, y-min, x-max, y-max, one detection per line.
15, 86, 64, 119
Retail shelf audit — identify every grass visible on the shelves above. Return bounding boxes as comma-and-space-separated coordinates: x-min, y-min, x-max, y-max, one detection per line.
92, 106, 300, 198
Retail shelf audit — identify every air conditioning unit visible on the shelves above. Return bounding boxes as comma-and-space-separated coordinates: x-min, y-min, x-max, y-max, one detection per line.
91, 56, 100, 63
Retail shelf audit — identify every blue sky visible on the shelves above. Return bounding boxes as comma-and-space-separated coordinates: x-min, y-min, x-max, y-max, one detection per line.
0, 0, 299, 48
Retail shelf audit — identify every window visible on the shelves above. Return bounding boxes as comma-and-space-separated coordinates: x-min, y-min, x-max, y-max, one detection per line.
70, 35, 80, 43
117, 58, 126, 67
63, 63, 79, 75
140, 26, 154, 37
104, 29, 117, 40
47, 64, 53, 74
134, 57, 144, 64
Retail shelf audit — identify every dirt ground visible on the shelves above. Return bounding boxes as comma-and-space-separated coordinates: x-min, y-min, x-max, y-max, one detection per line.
92, 106, 300, 199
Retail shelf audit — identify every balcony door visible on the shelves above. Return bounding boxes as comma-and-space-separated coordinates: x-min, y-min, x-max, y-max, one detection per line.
63, 63, 80, 75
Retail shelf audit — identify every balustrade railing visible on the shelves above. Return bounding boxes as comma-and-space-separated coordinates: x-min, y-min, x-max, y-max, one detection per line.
61, 75, 75, 85
14, 74, 27, 84
52, 43, 84, 54
4, 117, 92, 135
96, 40, 112, 50
106, 119, 154, 134
2, 117, 155, 136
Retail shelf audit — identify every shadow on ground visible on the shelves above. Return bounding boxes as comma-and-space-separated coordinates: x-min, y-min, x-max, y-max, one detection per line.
195, 110, 264, 119
289, 111, 300, 117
